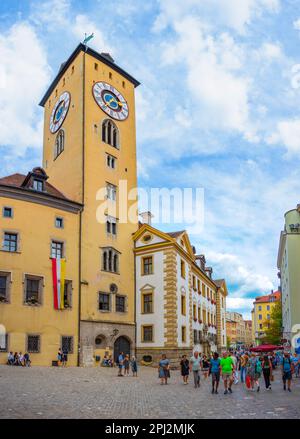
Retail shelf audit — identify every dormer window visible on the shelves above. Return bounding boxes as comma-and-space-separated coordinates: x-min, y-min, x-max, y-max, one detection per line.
33, 179, 44, 192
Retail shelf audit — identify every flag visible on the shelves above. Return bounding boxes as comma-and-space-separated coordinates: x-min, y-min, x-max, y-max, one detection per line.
51, 258, 66, 310
83, 33, 94, 45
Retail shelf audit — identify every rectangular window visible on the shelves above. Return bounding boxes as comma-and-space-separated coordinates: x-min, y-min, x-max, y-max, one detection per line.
99, 293, 110, 311
116, 295, 126, 312
0, 272, 10, 302
267, 305, 270, 310
142, 256, 153, 275
102, 248, 119, 273
142, 325, 153, 342
3, 207, 13, 218
106, 183, 117, 201
33, 179, 43, 191
64, 280, 72, 308
181, 295, 186, 316
180, 260, 185, 278
259, 323, 263, 329
181, 326, 186, 343
258, 305, 262, 311
142, 292, 153, 313
192, 276, 196, 290
55, 217, 64, 228
267, 314, 270, 320
61, 336, 73, 354
106, 154, 116, 169
197, 279, 200, 293
3, 232, 17, 252
27, 335, 40, 353
51, 241, 64, 258
259, 314, 262, 320
25, 275, 43, 305
193, 304, 196, 319
106, 216, 117, 236
0, 333, 8, 352
202, 283, 206, 298
95, 63, 98, 71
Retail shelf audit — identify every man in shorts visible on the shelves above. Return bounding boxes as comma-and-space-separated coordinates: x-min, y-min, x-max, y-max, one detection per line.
220, 351, 235, 394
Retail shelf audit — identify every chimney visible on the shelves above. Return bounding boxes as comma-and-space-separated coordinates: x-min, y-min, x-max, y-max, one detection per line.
139, 211, 154, 226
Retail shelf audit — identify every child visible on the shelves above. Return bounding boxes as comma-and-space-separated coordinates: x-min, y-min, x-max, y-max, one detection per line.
131, 356, 138, 377
124, 355, 130, 376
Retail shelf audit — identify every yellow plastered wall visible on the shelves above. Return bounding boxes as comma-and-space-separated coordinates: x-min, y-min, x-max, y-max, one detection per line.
0, 198, 80, 366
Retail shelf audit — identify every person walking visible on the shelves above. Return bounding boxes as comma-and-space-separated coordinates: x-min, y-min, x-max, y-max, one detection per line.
124, 355, 130, 376
190, 351, 201, 389
62, 347, 68, 367
220, 351, 234, 394
246, 353, 260, 392
118, 352, 124, 376
291, 352, 300, 378
230, 350, 239, 384
262, 354, 272, 390
158, 354, 170, 385
282, 351, 294, 392
240, 352, 248, 384
209, 352, 221, 394
180, 355, 190, 385
131, 356, 138, 377
201, 355, 210, 379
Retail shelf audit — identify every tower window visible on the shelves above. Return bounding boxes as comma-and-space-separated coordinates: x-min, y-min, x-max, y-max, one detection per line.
106, 153, 116, 169
109, 72, 112, 79
106, 216, 117, 236
51, 240, 64, 258
122, 81, 125, 88
3, 233, 18, 252
99, 292, 110, 311
95, 63, 98, 71
55, 217, 64, 229
106, 183, 117, 201
71, 66, 74, 74
102, 247, 119, 273
102, 119, 119, 148
54, 130, 65, 159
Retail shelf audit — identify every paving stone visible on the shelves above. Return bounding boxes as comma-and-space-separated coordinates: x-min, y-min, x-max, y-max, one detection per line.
0, 366, 299, 419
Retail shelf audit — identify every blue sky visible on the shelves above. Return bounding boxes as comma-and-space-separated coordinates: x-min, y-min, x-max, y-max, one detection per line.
1, 0, 300, 319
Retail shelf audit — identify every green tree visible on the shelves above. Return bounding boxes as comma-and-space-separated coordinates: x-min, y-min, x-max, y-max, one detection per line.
261, 301, 282, 345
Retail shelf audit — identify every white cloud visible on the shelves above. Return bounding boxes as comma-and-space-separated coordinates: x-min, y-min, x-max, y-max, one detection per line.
0, 22, 51, 152
153, 0, 280, 34
267, 119, 300, 154
226, 298, 254, 319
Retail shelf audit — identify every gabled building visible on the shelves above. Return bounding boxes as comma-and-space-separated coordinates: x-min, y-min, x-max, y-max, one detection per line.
133, 222, 228, 365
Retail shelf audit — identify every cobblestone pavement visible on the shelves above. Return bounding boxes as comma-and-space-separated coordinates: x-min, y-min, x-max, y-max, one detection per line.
0, 365, 299, 419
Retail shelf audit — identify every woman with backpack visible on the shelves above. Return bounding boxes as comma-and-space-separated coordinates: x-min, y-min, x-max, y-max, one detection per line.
246, 353, 261, 392
262, 354, 273, 390
282, 351, 294, 392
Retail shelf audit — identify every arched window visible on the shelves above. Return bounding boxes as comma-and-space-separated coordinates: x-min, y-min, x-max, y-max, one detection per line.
102, 119, 119, 149
54, 130, 65, 158
102, 247, 120, 273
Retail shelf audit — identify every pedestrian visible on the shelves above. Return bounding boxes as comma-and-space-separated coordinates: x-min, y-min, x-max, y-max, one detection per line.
262, 354, 272, 390
57, 348, 63, 366
124, 354, 130, 376
291, 352, 300, 378
209, 352, 221, 394
118, 351, 124, 376
282, 351, 294, 392
190, 351, 201, 389
180, 355, 189, 385
201, 354, 210, 379
158, 354, 170, 385
246, 353, 260, 392
62, 347, 68, 367
240, 352, 249, 383
229, 350, 239, 384
220, 351, 234, 394
131, 355, 138, 377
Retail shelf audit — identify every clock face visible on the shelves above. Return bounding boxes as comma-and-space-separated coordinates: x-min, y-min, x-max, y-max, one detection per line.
92, 82, 129, 121
49, 91, 71, 133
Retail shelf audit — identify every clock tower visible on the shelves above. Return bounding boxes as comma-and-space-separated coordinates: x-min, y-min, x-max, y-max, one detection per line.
39, 44, 140, 365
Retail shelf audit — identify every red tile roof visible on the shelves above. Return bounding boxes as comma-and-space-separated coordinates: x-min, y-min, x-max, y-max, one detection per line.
254, 291, 281, 303
0, 172, 69, 201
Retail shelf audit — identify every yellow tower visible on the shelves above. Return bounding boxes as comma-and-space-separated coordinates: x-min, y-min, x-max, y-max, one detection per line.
40, 44, 140, 365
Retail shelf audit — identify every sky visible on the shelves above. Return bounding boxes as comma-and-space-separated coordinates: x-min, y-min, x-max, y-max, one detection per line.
1, 0, 300, 320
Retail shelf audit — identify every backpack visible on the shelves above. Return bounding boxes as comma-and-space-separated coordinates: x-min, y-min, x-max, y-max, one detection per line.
283, 357, 291, 371
255, 360, 262, 374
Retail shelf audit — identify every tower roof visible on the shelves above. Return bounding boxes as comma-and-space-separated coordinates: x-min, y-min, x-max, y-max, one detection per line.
39, 43, 140, 107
